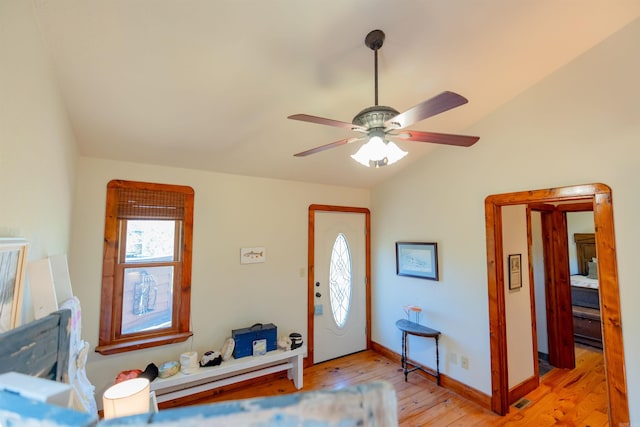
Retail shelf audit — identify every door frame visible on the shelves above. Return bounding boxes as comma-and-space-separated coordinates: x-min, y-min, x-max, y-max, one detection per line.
536, 205, 575, 369
306, 204, 371, 367
485, 183, 628, 424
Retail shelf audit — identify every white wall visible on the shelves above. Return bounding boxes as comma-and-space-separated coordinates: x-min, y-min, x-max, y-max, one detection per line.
69, 157, 369, 404
502, 205, 533, 388
0, 0, 77, 323
371, 18, 640, 422
531, 212, 547, 355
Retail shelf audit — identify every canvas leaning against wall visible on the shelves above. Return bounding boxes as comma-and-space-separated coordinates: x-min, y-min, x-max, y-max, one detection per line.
0, 238, 28, 332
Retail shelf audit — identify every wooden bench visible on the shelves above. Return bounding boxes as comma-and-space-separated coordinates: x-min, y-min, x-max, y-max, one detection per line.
150, 346, 306, 403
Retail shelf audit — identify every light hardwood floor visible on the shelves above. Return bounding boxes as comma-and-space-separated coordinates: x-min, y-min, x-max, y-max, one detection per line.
171, 344, 608, 426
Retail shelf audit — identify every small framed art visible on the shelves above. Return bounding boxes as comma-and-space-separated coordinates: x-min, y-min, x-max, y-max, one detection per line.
240, 247, 266, 264
396, 242, 439, 281
508, 254, 522, 290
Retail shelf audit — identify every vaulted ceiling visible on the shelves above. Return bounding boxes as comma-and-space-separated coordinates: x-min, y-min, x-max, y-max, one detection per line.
33, 1, 639, 188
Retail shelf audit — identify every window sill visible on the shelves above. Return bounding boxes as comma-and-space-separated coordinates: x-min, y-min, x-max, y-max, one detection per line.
95, 331, 193, 355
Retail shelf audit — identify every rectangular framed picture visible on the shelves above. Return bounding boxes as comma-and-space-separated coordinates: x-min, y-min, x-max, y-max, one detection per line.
508, 253, 522, 290
0, 238, 28, 332
240, 247, 266, 264
396, 242, 439, 281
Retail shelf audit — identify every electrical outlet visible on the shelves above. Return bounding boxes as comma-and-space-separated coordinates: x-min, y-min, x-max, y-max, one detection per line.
461, 356, 469, 369
449, 352, 458, 365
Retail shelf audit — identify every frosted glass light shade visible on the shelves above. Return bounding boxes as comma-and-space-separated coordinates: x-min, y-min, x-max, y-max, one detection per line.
351, 136, 407, 167
102, 378, 150, 419
384, 141, 408, 165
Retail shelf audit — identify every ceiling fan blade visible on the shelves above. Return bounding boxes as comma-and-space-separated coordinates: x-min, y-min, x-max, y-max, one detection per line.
294, 137, 363, 157
385, 91, 469, 130
394, 130, 479, 147
288, 114, 366, 132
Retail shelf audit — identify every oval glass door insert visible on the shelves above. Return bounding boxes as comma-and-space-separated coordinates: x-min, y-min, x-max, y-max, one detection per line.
329, 233, 352, 328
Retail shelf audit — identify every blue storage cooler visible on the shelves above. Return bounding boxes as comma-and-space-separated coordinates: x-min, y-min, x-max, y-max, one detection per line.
232, 323, 277, 358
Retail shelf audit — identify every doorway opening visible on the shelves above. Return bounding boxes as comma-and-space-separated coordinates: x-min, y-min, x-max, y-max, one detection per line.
531, 203, 598, 379
485, 183, 628, 424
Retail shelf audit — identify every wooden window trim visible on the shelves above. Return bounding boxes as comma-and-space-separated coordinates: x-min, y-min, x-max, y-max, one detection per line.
96, 180, 194, 355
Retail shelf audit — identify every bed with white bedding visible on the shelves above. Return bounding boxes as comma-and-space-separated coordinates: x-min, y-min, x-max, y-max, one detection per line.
570, 233, 600, 310
570, 274, 599, 289
571, 233, 601, 348
571, 273, 599, 310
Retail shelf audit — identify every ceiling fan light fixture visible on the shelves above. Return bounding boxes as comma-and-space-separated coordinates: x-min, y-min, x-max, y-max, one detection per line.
351, 135, 407, 168
289, 29, 479, 160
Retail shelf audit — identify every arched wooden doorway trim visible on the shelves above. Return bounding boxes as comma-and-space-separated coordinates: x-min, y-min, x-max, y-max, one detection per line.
306, 204, 371, 367
485, 183, 628, 424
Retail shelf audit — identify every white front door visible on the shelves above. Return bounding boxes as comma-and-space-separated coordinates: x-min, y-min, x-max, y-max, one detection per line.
313, 211, 366, 363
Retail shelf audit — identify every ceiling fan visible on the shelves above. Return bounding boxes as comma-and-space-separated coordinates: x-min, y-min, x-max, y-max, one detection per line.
288, 29, 480, 167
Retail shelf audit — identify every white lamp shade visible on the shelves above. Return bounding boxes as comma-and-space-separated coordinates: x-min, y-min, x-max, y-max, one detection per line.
384, 141, 408, 165
102, 378, 150, 419
351, 136, 385, 166
351, 136, 407, 167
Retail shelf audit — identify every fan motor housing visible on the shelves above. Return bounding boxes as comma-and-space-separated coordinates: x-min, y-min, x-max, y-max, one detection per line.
352, 105, 399, 129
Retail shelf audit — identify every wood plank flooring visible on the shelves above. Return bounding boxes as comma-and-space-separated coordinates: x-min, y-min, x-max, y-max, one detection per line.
172, 344, 608, 426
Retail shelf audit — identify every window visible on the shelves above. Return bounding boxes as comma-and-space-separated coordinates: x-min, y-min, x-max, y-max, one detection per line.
329, 233, 352, 328
96, 180, 194, 355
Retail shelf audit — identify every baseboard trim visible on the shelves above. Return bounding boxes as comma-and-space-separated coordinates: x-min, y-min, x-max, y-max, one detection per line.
508, 375, 539, 404
370, 341, 491, 410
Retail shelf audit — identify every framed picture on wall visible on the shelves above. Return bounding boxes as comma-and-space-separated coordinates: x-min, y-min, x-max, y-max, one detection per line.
240, 247, 266, 264
508, 253, 522, 290
396, 242, 439, 281
0, 238, 28, 332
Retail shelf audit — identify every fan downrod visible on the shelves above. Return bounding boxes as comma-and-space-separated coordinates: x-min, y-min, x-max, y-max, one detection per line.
365, 29, 385, 51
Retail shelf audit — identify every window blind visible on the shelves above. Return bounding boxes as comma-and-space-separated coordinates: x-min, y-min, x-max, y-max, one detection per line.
116, 189, 185, 220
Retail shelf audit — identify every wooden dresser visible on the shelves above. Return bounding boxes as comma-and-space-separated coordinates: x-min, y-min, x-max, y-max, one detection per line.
572, 306, 602, 349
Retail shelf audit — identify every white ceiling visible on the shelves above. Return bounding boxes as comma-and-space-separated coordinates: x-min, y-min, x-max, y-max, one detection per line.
32, 1, 639, 188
